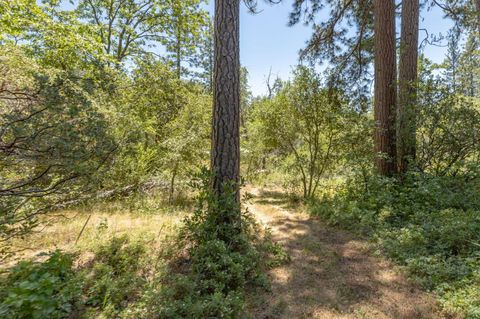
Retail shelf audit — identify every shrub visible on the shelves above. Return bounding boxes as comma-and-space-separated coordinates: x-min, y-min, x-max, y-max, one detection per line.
440, 270, 480, 318
0, 251, 83, 319
84, 235, 149, 317
0, 236, 152, 319
309, 173, 480, 317
130, 170, 277, 318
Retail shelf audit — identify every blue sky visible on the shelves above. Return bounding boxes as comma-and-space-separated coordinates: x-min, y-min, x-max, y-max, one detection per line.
59, 0, 456, 96
205, 1, 454, 96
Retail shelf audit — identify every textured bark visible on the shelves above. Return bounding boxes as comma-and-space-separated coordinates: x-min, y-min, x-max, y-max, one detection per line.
211, 0, 241, 201
397, 0, 420, 174
373, 0, 397, 177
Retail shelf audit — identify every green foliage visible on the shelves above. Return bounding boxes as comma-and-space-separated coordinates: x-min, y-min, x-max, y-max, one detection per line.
416, 57, 480, 175
0, 173, 284, 319
0, 0, 109, 75
102, 171, 291, 319
84, 235, 149, 317
309, 173, 480, 317
76, 0, 170, 62
162, 0, 209, 78
0, 0, 212, 250
192, 19, 214, 91
3, 1, 478, 317
0, 236, 153, 319
104, 58, 211, 195
245, 65, 369, 198
0, 45, 116, 255
137, 170, 270, 318
261, 232, 291, 268
287, 0, 373, 103
0, 251, 83, 319
305, 57, 480, 315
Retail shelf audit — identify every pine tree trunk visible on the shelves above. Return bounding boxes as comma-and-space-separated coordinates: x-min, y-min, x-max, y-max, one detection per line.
373, 0, 397, 177
176, 25, 182, 79
397, 0, 419, 174
211, 0, 241, 201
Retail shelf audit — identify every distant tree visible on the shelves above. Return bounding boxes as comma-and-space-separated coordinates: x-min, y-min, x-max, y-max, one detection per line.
163, 0, 209, 79
162, 89, 211, 201
373, 0, 397, 176
193, 19, 215, 92
106, 58, 188, 187
458, 36, 480, 97
476, 0, 480, 32
265, 68, 282, 99
416, 57, 480, 175
443, 25, 462, 93
240, 67, 253, 128
0, 0, 106, 71
76, 0, 169, 62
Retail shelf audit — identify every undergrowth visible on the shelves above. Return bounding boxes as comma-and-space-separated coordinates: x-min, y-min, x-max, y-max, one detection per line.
0, 251, 82, 319
0, 235, 152, 319
309, 172, 480, 318
129, 170, 282, 318
0, 170, 287, 318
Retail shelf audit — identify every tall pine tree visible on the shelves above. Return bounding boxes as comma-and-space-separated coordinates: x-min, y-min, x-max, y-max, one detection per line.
373, 0, 397, 176
211, 0, 241, 202
397, 0, 420, 174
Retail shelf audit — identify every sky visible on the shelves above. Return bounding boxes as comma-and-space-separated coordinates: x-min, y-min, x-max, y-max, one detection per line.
58, 0, 457, 97
205, 1, 455, 96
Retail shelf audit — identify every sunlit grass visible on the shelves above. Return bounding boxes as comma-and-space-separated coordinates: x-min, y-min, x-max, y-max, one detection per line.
5, 193, 188, 267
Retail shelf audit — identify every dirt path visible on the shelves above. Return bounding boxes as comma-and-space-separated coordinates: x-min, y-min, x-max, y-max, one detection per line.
246, 187, 448, 319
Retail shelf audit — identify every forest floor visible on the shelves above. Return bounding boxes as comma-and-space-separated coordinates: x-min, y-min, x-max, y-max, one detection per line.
4, 187, 458, 318
245, 186, 449, 319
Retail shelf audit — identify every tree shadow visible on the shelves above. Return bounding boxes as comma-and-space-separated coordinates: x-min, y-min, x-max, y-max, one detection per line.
253, 190, 302, 210
249, 189, 444, 319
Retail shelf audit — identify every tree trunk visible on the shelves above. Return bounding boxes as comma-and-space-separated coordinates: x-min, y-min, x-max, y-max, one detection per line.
176, 24, 182, 79
397, 0, 420, 174
211, 0, 241, 201
168, 163, 178, 203
373, 0, 397, 177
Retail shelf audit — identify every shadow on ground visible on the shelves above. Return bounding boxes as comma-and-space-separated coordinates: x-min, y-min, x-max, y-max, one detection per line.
246, 187, 450, 319
253, 190, 301, 210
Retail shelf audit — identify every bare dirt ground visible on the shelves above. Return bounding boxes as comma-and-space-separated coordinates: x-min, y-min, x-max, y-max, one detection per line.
246, 187, 453, 319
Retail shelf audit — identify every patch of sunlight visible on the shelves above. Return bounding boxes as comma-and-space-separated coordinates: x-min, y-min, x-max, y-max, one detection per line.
6, 203, 187, 267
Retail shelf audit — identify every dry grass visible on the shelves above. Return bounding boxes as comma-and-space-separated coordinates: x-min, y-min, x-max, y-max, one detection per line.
4, 197, 187, 268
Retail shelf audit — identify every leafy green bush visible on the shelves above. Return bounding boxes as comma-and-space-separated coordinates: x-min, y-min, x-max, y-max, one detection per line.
309, 173, 480, 317
0, 251, 83, 319
440, 270, 480, 318
0, 236, 152, 319
84, 235, 149, 317
129, 170, 276, 318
